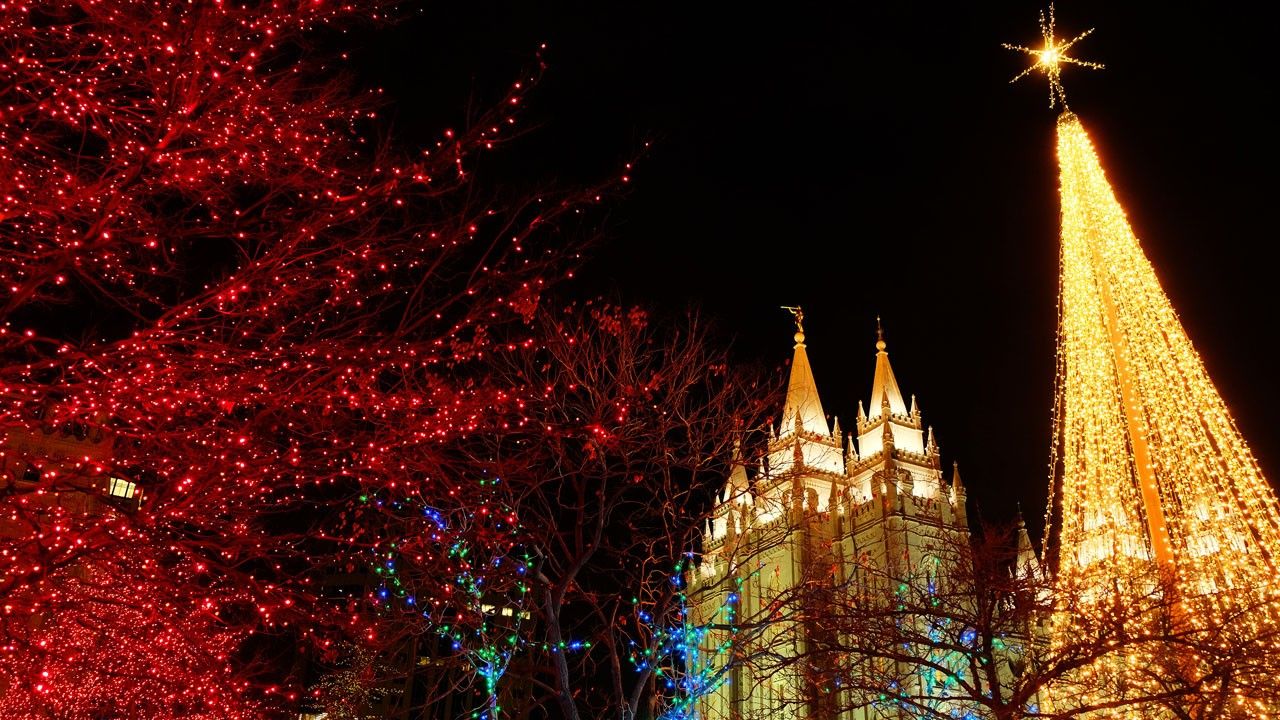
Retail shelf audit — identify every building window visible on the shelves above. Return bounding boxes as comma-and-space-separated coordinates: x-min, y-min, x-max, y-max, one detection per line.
107, 477, 137, 499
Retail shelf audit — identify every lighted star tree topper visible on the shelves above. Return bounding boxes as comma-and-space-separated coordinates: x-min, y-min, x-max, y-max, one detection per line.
1002, 4, 1104, 109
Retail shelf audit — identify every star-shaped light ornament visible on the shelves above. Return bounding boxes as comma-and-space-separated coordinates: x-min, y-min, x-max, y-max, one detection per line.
1003, 4, 1104, 109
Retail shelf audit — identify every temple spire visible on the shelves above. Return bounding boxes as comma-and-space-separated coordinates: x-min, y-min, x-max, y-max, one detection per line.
868, 318, 907, 419
950, 462, 967, 524
780, 306, 829, 436
1014, 505, 1041, 579
726, 436, 749, 501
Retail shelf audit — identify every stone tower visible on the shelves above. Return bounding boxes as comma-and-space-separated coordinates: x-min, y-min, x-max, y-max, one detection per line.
694, 317, 970, 720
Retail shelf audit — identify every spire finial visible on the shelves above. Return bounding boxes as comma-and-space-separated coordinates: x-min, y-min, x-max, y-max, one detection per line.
875, 316, 886, 352
782, 305, 805, 345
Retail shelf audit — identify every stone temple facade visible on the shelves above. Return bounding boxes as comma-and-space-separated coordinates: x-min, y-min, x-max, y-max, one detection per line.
692, 317, 1038, 719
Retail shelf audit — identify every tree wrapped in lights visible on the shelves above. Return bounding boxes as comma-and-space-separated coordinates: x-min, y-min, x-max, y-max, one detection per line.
1004, 9, 1280, 714
453, 303, 764, 720
303, 643, 400, 720
358, 491, 533, 720
0, 1, 623, 716
0, 554, 263, 719
1046, 111, 1280, 715
630, 557, 749, 720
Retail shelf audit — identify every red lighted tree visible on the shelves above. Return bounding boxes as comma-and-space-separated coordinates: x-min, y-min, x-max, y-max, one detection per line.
0, 2, 622, 716
0, 554, 264, 719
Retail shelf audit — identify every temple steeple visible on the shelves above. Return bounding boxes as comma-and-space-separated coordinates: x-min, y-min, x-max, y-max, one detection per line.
708, 436, 752, 542
1014, 506, 1042, 581
950, 462, 967, 525
725, 436, 749, 502
780, 309, 829, 437
855, 321, 925, 458
867, 317, 907, 420
764, 308, 844, 498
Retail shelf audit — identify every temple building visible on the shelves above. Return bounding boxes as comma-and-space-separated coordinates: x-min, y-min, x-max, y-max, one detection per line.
693, 315, 1031, 719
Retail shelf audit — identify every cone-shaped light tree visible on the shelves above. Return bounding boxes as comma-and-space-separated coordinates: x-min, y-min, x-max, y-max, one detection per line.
1002, 18, 1278, 717
1008, 7, 1280, 715
1051, 111, 1280, 609
1048, 109, 1280, 717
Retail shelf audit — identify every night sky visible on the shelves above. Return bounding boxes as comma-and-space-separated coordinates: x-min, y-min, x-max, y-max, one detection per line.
360, 2, 1280, 536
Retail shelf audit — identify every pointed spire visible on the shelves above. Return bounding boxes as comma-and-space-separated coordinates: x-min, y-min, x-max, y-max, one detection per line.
926, 426, 938, 454
1015, 504, 1041, 578
951, 461, 968, 525
857, 400, 867, 423
910, 394, 918, 416
832, 416, 842, 442
780, 308, 829, 436
726, 436, 749, 501
868, 318, 908, 420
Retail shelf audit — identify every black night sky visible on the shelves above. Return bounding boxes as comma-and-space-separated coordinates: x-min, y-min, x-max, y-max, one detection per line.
361, 2, 1280, 536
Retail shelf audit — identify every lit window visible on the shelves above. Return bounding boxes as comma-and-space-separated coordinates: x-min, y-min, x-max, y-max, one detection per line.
107, 477, 137, 499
